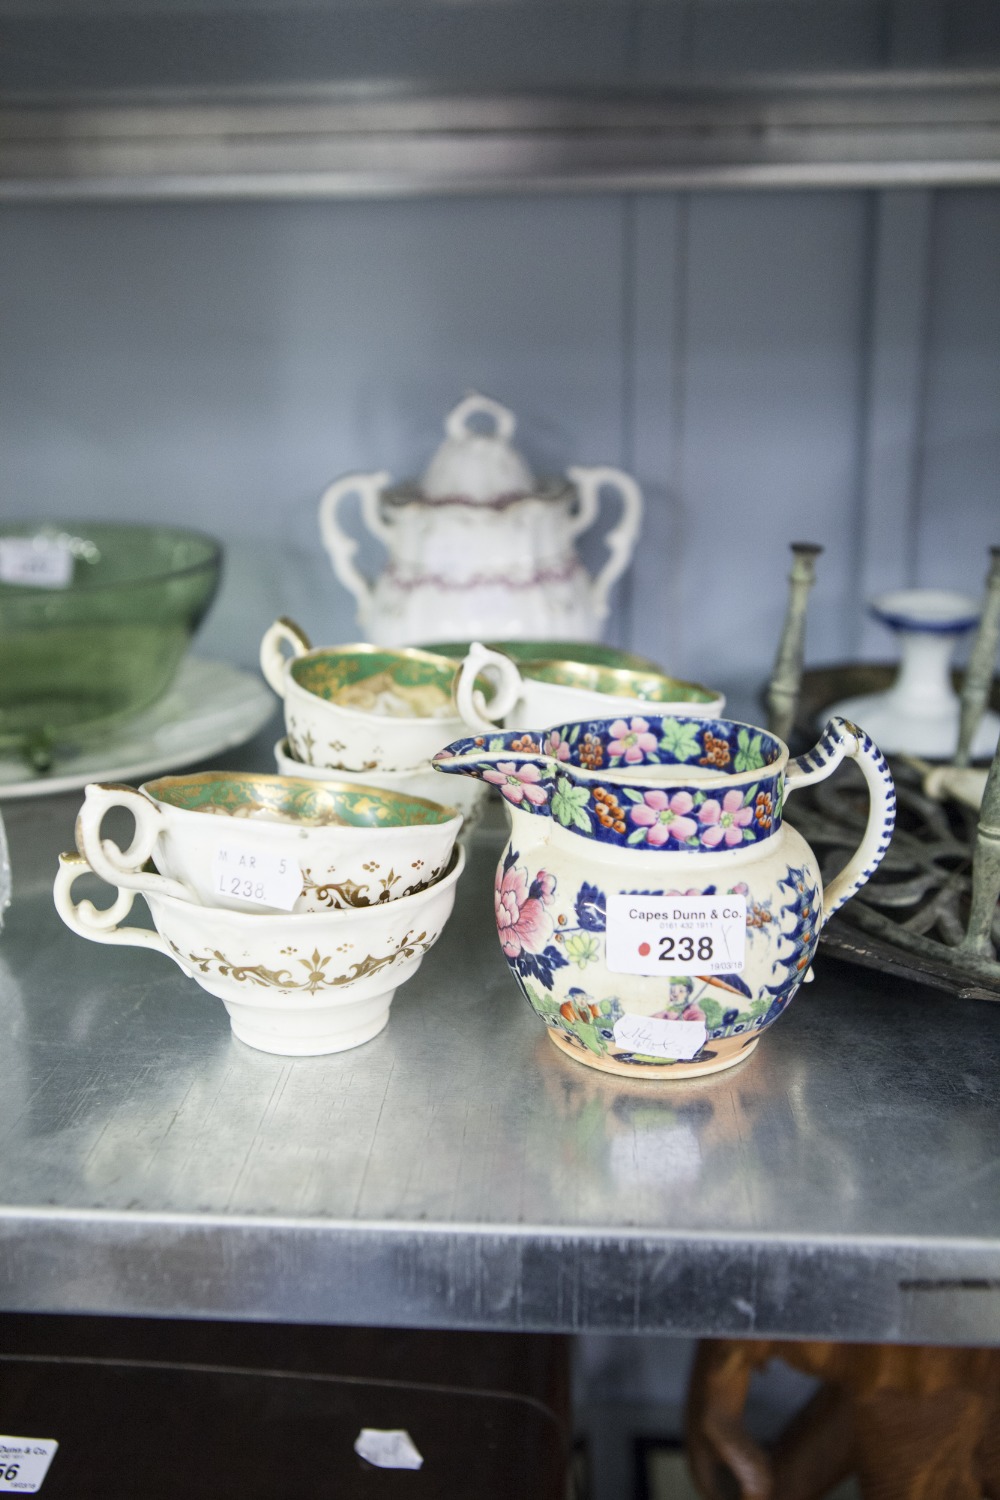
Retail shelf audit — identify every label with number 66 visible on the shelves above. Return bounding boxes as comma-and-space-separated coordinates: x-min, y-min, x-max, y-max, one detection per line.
0, 1436, 58, 1493
605, 893, 747, 977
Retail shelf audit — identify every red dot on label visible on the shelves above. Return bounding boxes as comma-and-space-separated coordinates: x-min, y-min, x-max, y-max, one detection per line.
638, 941, 651, 957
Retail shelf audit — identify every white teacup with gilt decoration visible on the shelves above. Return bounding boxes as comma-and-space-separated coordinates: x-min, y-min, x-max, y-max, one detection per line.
273, 738, 489, 836
259, 619, 518, 773
54, 844, 465, 1056
76, 770, 463, 915
455, 642, 725, 733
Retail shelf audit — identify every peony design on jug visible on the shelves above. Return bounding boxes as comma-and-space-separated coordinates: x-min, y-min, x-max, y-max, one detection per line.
436, 712, 895, 1079
495, 850, 569, 990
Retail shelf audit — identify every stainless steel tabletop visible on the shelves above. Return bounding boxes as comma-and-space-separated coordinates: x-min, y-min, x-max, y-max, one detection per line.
1, 734, 999, 1344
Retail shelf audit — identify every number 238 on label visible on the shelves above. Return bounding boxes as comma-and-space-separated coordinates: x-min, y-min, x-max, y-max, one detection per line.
605, 894, 747, 977
211, 845, 302, 912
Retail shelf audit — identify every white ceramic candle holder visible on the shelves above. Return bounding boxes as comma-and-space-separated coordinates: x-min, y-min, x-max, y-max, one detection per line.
829, 588, 1000, 760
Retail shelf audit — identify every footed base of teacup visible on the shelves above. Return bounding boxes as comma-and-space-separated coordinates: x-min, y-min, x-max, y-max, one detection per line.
225, 990, 395, 1057
546, 1028, 760, 1080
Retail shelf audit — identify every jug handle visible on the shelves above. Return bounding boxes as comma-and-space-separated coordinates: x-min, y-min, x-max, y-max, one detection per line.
318, 470, 392, 612
75, 783, 192, 903
454, 643, 524, 734
566, 466, 644, 625
259, 617, 312, 698
783, 716, 896, 924
54, 852, 184, 967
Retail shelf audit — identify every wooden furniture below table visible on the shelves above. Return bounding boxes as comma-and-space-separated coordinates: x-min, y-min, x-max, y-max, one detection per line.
686, 1339, 1000, 1500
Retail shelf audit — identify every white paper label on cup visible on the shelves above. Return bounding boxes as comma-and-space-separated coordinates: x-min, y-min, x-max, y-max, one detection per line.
354, 1429, 424, 1471
606, 893, 746, 977
211, 844, 301, 911
0, 1437, 59, 1493
612, 1013, 707, 1061
0, 537, 73, 589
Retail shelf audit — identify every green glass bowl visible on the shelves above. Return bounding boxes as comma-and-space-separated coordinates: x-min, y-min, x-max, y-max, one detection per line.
0, 522, 222, 766
420, 639, 665, 674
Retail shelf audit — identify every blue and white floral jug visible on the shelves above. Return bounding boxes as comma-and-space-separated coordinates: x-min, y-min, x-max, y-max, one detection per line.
433, 713, 894, 1079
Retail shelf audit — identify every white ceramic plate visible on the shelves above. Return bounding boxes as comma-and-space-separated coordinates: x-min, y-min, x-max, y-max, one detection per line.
0, 658, 275, 800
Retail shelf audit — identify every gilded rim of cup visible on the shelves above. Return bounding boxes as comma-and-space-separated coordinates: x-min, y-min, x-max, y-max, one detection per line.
417, 639, 665, 674
284, 641, 474, 722
143, 768, 460, 828
518, 657, 720, 704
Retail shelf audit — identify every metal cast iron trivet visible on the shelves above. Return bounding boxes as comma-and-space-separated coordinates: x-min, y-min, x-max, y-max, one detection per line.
784, 753, 1000, 1001
766, 544, 1000, 1002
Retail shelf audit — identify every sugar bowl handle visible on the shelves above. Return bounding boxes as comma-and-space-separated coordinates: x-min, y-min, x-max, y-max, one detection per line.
784, 716, 896, 923
566, 466, 644, 624
454, 643, 524, 733
54, 852, 182, 965
318, 469, 392, 613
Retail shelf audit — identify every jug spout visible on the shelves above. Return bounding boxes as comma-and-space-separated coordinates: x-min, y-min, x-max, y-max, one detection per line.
432, 736, 553, 792
432, 732, 556, 848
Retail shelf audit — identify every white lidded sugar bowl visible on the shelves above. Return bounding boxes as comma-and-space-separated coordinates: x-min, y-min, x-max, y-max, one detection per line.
318, 393, 643, 647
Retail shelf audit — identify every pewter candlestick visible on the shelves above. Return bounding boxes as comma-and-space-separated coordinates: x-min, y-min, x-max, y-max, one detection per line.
767, 542, 823, 744
959, 733, 1000, 960
955, 545, 1000, 768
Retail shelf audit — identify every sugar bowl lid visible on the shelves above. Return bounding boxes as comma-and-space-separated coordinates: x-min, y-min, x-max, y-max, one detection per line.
421, 393, 535, 503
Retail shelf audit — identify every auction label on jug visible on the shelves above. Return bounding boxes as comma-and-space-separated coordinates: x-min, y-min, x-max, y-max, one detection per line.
0, 537, 73, 589
212, 844, 301, 911
0, 1437, 58, 1493
606, 893, 746, 977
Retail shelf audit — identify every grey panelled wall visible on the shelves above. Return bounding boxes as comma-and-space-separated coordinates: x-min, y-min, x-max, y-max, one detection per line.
0, 0, 949, 95
917, 192, 1000, 588
1, 187, 999, 695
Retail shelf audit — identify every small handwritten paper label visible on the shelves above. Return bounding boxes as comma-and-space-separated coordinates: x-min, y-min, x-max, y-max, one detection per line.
613, 1013, 707, 1061
606, 893, 746, 977
0, 538, 73, 589
0, 1437, 58, 1493
354, 1429, 424, 1471
211, 844, 301, 911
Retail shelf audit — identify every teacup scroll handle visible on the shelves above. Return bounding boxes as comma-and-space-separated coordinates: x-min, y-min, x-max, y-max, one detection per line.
259, 617, 312, 698
783, 716, 896, 923
454, 643, 523, 734
75, 783, 192, 903
318, 470, 392, 615
54, 852, 186, 968
566, 466, 644, 626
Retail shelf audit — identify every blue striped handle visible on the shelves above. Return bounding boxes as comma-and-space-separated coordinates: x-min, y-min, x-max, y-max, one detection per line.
785, 716, 896, 924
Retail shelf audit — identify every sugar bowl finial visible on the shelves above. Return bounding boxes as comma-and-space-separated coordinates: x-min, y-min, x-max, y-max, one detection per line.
421, 393, 534, 503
